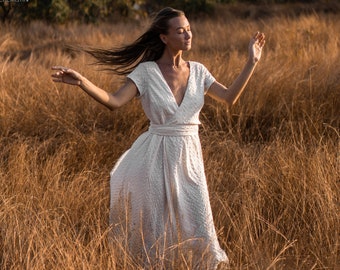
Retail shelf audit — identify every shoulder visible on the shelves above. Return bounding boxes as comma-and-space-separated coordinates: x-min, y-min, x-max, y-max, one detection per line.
189, 61, 210, 72
127, 62, 157, 95
135, 61, 156, 71
128, 61, 155, 78
189, 61, 215, 90
189, 61, 213, 77
189, 61, 202, 68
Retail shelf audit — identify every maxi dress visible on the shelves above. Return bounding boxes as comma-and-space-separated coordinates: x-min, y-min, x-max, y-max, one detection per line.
109, 61, 228, 269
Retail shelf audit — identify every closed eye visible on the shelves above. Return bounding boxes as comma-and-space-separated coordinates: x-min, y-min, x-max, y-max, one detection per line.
176, 25, 191, 34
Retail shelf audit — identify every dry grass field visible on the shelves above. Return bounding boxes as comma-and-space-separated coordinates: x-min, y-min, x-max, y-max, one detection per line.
0, 7, 339, 270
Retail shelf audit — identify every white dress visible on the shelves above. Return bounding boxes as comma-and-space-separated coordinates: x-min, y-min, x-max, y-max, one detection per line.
109, 61, 228, 269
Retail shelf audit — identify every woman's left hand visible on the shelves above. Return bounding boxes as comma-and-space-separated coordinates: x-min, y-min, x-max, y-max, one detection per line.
249, 32, 265, 64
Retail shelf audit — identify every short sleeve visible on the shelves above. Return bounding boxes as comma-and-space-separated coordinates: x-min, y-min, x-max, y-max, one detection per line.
127, 63, 146, 96
201, 64, 215, 94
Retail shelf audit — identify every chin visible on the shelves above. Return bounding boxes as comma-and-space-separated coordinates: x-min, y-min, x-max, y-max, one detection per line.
184, 45, 192, 51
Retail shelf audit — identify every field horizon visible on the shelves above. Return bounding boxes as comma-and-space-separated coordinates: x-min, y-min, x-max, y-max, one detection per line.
0, 6, 339, 270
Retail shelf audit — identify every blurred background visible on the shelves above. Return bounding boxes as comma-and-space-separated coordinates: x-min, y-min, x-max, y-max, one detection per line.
1, 0, 340, 24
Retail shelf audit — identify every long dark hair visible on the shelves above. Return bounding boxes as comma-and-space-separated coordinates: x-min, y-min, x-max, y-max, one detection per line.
84, 7, 185, 76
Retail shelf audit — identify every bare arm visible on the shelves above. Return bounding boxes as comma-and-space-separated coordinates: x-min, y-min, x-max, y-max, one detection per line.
51, 66, 138, 110
206, 32, 265, 107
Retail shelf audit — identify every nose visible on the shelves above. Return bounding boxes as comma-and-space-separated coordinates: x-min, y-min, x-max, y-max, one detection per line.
184, 30, 191, 39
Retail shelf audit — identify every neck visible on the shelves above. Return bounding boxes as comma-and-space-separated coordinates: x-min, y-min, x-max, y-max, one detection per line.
157, 49, 184, 68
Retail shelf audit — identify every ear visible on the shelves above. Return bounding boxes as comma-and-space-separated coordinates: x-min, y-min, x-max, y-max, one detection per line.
159, 34, 167, 44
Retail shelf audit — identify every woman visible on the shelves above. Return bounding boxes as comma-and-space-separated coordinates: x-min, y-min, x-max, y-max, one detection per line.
52, 7, 265, 269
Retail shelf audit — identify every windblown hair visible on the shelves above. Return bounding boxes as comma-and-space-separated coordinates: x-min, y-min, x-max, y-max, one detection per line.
84, 7, 185, 76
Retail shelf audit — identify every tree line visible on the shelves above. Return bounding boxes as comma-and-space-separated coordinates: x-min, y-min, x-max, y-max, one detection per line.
0, 0, 319, 24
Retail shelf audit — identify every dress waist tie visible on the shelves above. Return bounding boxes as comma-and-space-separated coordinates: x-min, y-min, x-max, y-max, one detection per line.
148, 124, 198, 136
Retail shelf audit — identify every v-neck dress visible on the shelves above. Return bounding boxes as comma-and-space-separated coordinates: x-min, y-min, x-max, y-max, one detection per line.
109, 61, 228, 269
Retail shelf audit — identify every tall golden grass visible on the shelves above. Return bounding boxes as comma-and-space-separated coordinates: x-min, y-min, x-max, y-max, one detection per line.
0, 10, 339, 270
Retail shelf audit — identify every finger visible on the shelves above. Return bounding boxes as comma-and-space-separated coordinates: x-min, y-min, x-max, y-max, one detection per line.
51, 71, 64, 77
51, 66, 64, 70
51, 73, 62, 78
259, 33, 265, 41
254, 32, 265, 41
52, 78, 63, 83
256, 36, 265, 47
253, 31, 260, 39
51, 66, 69, 72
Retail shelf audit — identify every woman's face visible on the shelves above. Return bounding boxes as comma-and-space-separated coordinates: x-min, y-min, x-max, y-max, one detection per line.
161, 15, 192, 52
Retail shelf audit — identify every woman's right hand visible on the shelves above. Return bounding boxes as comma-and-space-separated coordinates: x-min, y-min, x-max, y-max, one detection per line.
51, 65, 139, 110
51, 66, 83, 86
